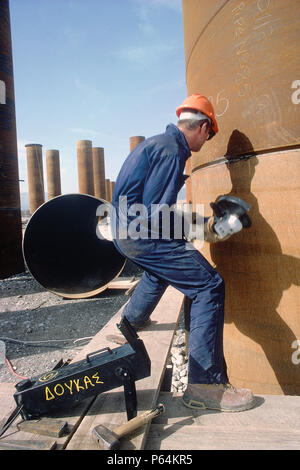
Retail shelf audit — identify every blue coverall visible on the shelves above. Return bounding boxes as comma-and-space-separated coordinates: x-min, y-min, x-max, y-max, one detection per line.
111, 124, 228, 384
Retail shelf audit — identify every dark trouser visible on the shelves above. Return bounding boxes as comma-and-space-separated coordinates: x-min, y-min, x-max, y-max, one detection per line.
114, 237, 228, 384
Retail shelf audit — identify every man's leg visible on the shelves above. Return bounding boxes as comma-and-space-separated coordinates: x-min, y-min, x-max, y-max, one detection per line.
116, 238, 228, 383
122, 270, 168, 327
115, 238, 255, 411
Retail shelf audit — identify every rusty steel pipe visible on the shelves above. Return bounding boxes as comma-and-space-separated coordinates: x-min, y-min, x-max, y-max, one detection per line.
105, 178, 111, 202
77, 140, 94, 195
110, 181, 115, 201
183, 0, 299, 168
46, 149, 61, 200
0, 0, 24, 278
182, 0, 300, 395
25, 144, 45, 215
22, 193, 125, 298
92, 147, 106, 199
129, 136, 145, 152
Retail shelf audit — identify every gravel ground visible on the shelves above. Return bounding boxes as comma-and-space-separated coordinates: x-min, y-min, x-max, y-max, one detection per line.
0, 261, 142, 385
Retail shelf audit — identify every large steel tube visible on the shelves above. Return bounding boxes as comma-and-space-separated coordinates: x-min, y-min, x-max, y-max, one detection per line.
105, 178, 111, 202
77, 140, 94, 195
129, 136, 145, 152
0, 0, 24, 278
92, 147, 106, 199
25, 143, 45, 215
182, 0, 300, 394
46, 149, 61, 200
183, 0, 299, 168
22, 193, 125, 298
110, 181, 115, 201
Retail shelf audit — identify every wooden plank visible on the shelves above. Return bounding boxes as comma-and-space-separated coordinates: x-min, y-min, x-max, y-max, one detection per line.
106, 276, 141, 293
0, 439, 57, 450
125, 280, 140, 296
0, 383, 17, 427
146, 424, 300, 450
66, 286, 184, 450
17, 418, 68, 437
107, 277, 136, 289
152, 392, 300, 430
0, 395, 94, 450
145, 392, 300, 450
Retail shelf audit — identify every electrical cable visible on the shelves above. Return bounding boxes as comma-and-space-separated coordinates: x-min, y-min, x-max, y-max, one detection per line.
5, 357, 28, 380
0, 336, 93, 380
0, 335, 93, 349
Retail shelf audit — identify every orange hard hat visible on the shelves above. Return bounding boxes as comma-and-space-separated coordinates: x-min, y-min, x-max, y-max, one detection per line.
176, 94, 218, 139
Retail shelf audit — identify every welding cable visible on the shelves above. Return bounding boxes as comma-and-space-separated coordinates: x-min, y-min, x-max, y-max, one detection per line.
5, 357, 28, 380
73, 336, 94, 344
0, 336, 93, 380
0, 336, 93, 349
1, 336, 92, 380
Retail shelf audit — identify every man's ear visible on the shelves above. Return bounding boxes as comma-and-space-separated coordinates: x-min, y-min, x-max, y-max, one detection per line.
200, 121, 208, 134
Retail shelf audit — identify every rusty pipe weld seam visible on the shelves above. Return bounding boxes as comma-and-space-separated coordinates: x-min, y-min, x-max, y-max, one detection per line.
191, 144, 300, 173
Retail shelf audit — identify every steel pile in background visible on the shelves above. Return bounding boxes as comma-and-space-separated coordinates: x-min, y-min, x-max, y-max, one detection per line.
0, 0, 24, 278
92, 147, 106, 199
25, 144, 45, 214
77, 140, 94, 196
129, 136, 145, 152
105, 178, 111, 201
46, 149, 61, 200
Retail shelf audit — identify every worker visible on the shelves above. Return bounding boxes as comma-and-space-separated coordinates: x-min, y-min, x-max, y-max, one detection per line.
111, 94, 255, 412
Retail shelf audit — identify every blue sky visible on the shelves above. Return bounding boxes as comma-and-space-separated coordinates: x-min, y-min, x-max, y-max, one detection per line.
10, 0, 187, 195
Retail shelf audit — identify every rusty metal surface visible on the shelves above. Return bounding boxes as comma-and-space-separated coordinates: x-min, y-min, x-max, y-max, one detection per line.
110, 180, 115, 200
46, 149, 61, 200
77, 140, 94, 195
182, 0, 300, 169
182, 0, 228, 66
182, 0, 300, 395
191, 149, 300, 395
92, 147, 106, 199
0, 0, 24, 278
25, 144, 45, 214
105, 178, 111, 201
129, 136, 145, 152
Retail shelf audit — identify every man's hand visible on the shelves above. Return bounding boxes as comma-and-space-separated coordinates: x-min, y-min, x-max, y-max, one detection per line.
204, 215, 242, 243
190, 195, 252, 244
207, 195, 252, 243
204, 216, 224, 243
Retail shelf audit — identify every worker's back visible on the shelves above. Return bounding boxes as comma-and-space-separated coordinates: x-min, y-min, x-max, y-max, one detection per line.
112, 124, 190, 215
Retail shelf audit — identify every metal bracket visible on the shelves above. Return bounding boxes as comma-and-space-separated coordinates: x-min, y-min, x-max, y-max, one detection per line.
115, 366, 137, 420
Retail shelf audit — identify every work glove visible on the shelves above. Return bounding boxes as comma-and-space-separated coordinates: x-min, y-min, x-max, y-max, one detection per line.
204, 216, 223, 243
208, 195, 252, 242
185, 195, 252, 243
185, 215, 228, 243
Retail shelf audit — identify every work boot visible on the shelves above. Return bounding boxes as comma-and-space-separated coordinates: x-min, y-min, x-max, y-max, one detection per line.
182, 383, 255, 412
